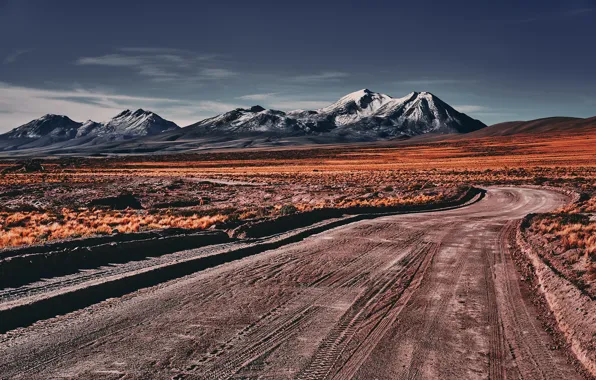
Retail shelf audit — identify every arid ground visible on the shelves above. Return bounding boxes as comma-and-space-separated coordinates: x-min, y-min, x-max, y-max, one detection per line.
0, 130, 595, 379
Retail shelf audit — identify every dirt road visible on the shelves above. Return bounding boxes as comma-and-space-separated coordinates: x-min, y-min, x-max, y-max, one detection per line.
0, 187, 585, 379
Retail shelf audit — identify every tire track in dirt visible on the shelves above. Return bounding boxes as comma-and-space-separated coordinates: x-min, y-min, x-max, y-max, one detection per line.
329, 241, 444, 380
191, 233, 422, 378
396, 236, 469, 380
180, 229, 430, 379
295, 241, 439, 380
494, 221, 581, 380
483, 228, 507, 380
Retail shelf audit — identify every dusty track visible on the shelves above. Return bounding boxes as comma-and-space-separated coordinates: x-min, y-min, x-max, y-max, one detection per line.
0, 188, 585, 379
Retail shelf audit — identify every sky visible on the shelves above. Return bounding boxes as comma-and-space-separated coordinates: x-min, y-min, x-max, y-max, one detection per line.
1, 0, 595, 131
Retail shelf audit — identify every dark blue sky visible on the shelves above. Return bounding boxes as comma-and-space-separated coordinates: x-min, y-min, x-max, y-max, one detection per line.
1, 0, 595, 130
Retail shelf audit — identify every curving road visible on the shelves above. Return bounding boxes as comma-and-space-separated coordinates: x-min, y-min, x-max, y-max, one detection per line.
0, 188, 584, 379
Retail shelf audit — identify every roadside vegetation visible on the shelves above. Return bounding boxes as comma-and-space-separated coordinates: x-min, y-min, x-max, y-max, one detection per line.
0, 209, 228, 248
525, 189, 596, 297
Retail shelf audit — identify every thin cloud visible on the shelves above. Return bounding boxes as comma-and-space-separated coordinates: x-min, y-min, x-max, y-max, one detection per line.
508, 7, 593, 24
138, 65, 182, 80
77, 54, 143, 67
452, 104, 515, 119
471, 112, 517, 118
3, 49, 33, 64
120, 47, 190, 54
119, 47, 217, 62
290, 72, 349, 82
76, 49, 232, 83
194, 101, 244, 113
267, 100, 332, 111
237, 91, 336, 110
453, 105, 489, 113
199, 68, 237, 79
0, 82, 204, 131
237, 92, 278, 101
397, 79, 471, 86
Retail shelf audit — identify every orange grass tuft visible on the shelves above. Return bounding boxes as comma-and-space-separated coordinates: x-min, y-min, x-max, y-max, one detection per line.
0, 209, 228, 248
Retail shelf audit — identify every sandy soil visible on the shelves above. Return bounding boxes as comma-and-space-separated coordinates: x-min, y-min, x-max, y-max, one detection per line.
0, 187, 586, 379
519, 230, 596, 377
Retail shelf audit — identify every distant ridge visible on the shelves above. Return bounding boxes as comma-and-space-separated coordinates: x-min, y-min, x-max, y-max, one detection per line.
0, 110, 180, 150
468, 116, 596, 137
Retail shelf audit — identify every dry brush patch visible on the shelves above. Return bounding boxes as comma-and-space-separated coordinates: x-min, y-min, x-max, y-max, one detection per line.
0, 209, 228, 248
0, 188, 450, 249
525, 189, 596, 298
1, 132, 595, 249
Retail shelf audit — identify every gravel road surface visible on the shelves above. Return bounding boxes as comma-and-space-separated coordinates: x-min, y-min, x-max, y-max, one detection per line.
0, 187, 583, 379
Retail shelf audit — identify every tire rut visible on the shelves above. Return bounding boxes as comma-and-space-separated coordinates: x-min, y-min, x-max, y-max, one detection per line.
397, 237, 469, 380
296, 241, 437, 380
179, 229, 428, 379
495, 221, 568, 380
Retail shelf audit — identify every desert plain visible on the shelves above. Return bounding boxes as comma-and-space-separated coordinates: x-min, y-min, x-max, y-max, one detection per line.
0, 129, 595, 379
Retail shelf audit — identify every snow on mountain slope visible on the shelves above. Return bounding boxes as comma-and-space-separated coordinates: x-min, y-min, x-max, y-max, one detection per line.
75, 120, 103, 138
2, 114, 82, 139
316, 89, 394, 125
286, 90, 485, 137
0, 110, 180, 151
73, 109, 179, 138
0, 89, 486, 153
94, 109, 179, 137
180, 89, 485, 139
345, 91, 486, 136
185, 105, 334, 136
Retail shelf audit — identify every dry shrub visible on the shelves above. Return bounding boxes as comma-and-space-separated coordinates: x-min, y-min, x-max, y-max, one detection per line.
0, 208, 228, 248
334, 193, 441, 209
530, 213, 596, 294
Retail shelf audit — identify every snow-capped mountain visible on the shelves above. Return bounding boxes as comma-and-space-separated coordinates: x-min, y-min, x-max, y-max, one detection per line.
0, 90, 486, 154
81, 109, 179, 137
76, 120, 103, 138
0, 110, 180, 149
184, 105, 335, 136
3, 114, 83, 139
327, 90, 487, 137
303, 88, 394, 125
183, 89, 486, 138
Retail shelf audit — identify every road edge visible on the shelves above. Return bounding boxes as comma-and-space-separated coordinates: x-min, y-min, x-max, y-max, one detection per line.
513, 186, 596, 378
0, 187, 486, 334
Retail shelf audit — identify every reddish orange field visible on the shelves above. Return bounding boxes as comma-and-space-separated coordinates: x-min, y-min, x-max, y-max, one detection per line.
1, 132, 595, 249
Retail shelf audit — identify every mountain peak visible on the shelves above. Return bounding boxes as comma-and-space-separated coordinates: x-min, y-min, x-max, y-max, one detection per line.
317, 89, 394, 125
407, 91, 437, 99
249, 105, 266, 113
417, 91, 435, 97
132, 108, 151, 117
40, 114, 70, 120
115, 109, 131, 118
337, 88, 382, 102
2, 114, 82, 139
98, 109, 178, 137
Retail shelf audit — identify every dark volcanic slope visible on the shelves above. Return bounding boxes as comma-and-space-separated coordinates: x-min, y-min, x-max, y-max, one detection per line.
0, 188, 584, 379
467, 116, 596, 137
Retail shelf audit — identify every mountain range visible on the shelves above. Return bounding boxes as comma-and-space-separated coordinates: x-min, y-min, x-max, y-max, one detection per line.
0, 109, 179, 151
178, 89, 485, 139
0, 89, 515, 155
